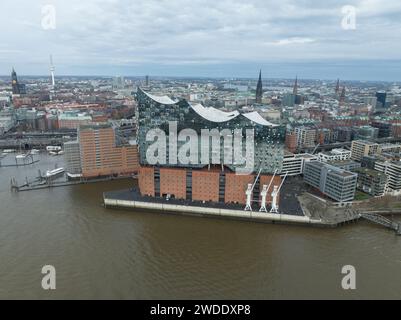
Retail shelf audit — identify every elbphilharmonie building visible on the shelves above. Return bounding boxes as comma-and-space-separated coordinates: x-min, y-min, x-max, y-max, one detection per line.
136, 88, 285, 174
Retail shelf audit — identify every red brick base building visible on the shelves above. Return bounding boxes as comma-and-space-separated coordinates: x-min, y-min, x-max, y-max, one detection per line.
138, 166, 281, 206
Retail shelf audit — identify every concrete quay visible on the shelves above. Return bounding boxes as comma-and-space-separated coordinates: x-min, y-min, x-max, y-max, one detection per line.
103, 189, 339, 228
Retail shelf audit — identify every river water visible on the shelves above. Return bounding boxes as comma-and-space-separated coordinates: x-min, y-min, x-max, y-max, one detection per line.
0, 153, 400, 299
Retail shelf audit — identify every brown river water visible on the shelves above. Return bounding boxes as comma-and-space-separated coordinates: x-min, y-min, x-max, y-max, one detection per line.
0, 153, 400, 299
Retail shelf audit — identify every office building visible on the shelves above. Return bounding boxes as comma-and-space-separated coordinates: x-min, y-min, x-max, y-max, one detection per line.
112, 76, 125, 90
336, 127, 352, 142
354, 167, 387, 197
355, 126, 379, 140
282, 152, 318, 176
376, 91, 387, 108
282, 93, 295, 107
304, 161, 357, 202
328, 160, 361, 171
371, 121, 392, 138
317, 148, 351, 162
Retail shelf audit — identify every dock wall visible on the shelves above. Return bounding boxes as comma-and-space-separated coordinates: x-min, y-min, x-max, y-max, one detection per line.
103, 196, 335, 227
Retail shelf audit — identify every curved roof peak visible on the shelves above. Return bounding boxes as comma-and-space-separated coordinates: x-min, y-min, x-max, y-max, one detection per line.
189, 103, 240, 123
141, 88, 178, 105
242, 111, 279, 127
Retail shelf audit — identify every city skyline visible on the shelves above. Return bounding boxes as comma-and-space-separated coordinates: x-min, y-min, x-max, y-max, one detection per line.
1, 0, 401, 80
2, 59, 401, 83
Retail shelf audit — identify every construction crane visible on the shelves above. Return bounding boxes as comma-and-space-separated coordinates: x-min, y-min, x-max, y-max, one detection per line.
244, 168, 262, 211
270, 171, 288, 214
259, 169, 277, 212
312, 143, 320, 155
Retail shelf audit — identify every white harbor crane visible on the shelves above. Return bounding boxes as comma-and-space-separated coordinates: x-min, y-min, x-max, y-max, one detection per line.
244, 168, 262, 211
259, 185, 268, 212
270, 171, 288, 214
259, 169, 277, 212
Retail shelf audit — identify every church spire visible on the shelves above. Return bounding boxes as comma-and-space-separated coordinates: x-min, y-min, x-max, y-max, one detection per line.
11, 67, 20, 94
335, 78, 340, 94
339, 86, 346, 106
255, 69, 263, 104
293, 75, 298, 95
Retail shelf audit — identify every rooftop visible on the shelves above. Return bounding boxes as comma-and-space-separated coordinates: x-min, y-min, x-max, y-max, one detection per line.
354, 167, 387, 178
140, 88, 279, 127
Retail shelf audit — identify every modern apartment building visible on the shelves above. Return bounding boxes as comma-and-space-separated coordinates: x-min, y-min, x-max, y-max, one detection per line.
64, 141, 82, 175
303, 161, 357, 202
78, 124, 139, 178
295, 126, 316, 148
374, 159, 401, 194
351, 140, 379, 161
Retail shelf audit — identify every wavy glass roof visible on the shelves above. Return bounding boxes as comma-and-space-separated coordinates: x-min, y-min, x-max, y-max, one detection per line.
141, 88, 278, 127
242, 111, 279, 127
142, 90, 177, 105
190, 103, 239, 123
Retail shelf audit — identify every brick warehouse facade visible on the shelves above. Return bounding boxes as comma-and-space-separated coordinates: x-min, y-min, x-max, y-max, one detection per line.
138, 166, 155, 197
160, 168, 187, 200
260, 175, 282, 204
138, 166, 281, 205
192, 169, 220, 202
224, 173, 255, 204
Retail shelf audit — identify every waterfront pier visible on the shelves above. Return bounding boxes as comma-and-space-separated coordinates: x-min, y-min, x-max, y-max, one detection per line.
103, 189, 345, 228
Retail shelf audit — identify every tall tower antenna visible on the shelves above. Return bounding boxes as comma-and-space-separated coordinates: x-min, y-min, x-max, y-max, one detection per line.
50, 54, 55, 88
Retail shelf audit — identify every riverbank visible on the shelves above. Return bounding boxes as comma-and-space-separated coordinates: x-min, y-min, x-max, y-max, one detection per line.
103, 189, 359, 228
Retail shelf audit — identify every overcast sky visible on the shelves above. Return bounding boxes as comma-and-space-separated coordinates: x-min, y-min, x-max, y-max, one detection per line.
1, 0, 401, 80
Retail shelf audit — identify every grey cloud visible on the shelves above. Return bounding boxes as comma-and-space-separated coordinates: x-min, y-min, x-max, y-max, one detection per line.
0, 0, 400, 76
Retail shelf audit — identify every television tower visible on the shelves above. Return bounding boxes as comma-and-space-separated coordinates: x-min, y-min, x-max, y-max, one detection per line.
49, 55, 56, 101
50, 55, 55, 88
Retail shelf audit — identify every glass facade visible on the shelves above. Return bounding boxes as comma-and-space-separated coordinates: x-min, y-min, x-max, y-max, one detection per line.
136, 88, 285, 174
